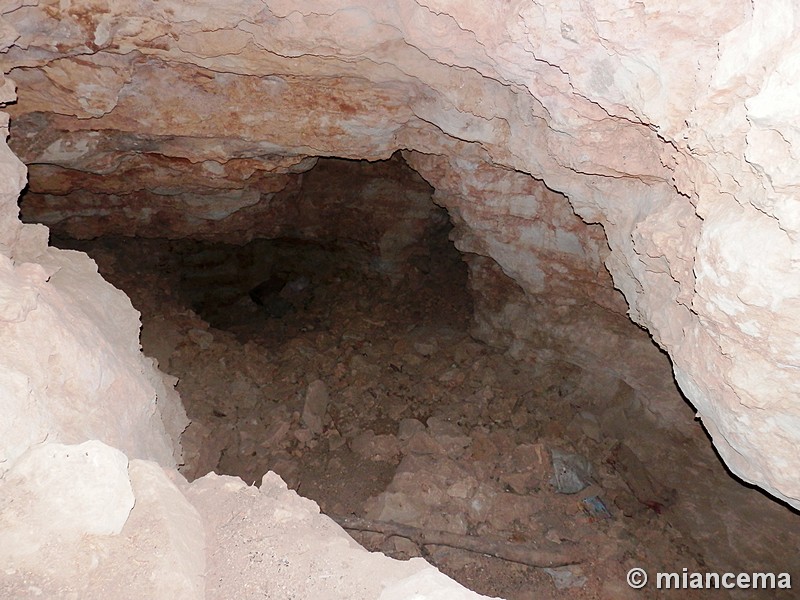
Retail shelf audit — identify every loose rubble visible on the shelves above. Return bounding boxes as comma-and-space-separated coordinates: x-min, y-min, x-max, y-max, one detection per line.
55, 235, 800, 599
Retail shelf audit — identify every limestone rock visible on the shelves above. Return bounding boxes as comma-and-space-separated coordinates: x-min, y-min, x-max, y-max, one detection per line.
1, 1, 797, 595
0, 243, 186, 472
0, 457, 205, 600
0, 440, 134, 561
125, 460, 205, 599
302, 379, 330, 435
185, 471, 494, 600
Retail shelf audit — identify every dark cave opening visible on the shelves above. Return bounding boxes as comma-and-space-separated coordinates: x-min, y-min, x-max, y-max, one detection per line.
45, 153, 483, 484
35, 153, 800, 600
43, 151, 476, 348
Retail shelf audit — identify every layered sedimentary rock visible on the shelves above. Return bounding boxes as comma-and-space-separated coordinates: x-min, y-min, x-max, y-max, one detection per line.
1, 0, 798, 516
0, 77, 185, 475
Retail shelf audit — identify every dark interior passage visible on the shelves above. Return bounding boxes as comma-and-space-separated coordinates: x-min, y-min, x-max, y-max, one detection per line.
45, 154, 800, 599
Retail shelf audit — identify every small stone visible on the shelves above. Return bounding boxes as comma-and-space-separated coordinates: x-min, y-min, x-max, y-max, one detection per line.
571, 411, 602, 442
499, 472, 531, 494
405, 353, 424, 367
302, 379, 329, 435
446, 477, 478, 499
550, 449, 593, 494
404, 431, 445, 456
543, 566, 587, 590
426, 417, 471, 457
325, 429, 347, 451
397, 418, 425, 441
510, 408, 528, 428
438, 367, 465, 387
187, 327, 214, 349
262, 419, 291, 448
293, 428, 314, 444
350, 430, 400, 461
545, 529, 563, 544
383, 535, 419, 559
413, 341, 438, 357
365, 491, 421, 525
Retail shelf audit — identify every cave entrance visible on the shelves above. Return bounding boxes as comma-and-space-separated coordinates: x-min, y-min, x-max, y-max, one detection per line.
47, 152, 481, 485
45, 152, 604, 596
36, 151, 800, 599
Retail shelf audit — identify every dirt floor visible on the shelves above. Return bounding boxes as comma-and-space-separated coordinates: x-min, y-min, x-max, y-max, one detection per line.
55, 233, 800, 599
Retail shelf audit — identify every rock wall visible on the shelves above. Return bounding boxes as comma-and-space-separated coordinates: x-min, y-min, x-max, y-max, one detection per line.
403, 150, 682, 426
0, 77, 185, 476
0, 0, 797, 513
20, 153, 443, 273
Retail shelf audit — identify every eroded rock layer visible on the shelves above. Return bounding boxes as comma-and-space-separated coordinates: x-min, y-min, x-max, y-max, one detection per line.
1, 0, 798, 511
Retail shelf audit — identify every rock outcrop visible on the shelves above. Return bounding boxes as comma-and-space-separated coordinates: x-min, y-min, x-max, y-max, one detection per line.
0, 71, 185, 475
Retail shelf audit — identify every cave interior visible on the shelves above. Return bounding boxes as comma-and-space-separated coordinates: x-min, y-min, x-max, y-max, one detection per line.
22, 152, 800, 598
1, 2, 799, 598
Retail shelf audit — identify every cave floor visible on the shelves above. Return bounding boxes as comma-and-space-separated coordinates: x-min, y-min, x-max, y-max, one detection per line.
58, 236, 800, 600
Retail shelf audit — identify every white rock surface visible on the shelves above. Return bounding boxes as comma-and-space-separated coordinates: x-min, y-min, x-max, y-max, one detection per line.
0, 3, 798, 599
124, 460, 206, 599
0, 456, 205, 600
185, 471, 496, 600
0, 441, 134, 561
0, 69, 185, 474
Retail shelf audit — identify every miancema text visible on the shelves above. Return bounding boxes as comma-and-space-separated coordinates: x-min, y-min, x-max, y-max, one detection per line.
658, 569, 791, 590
